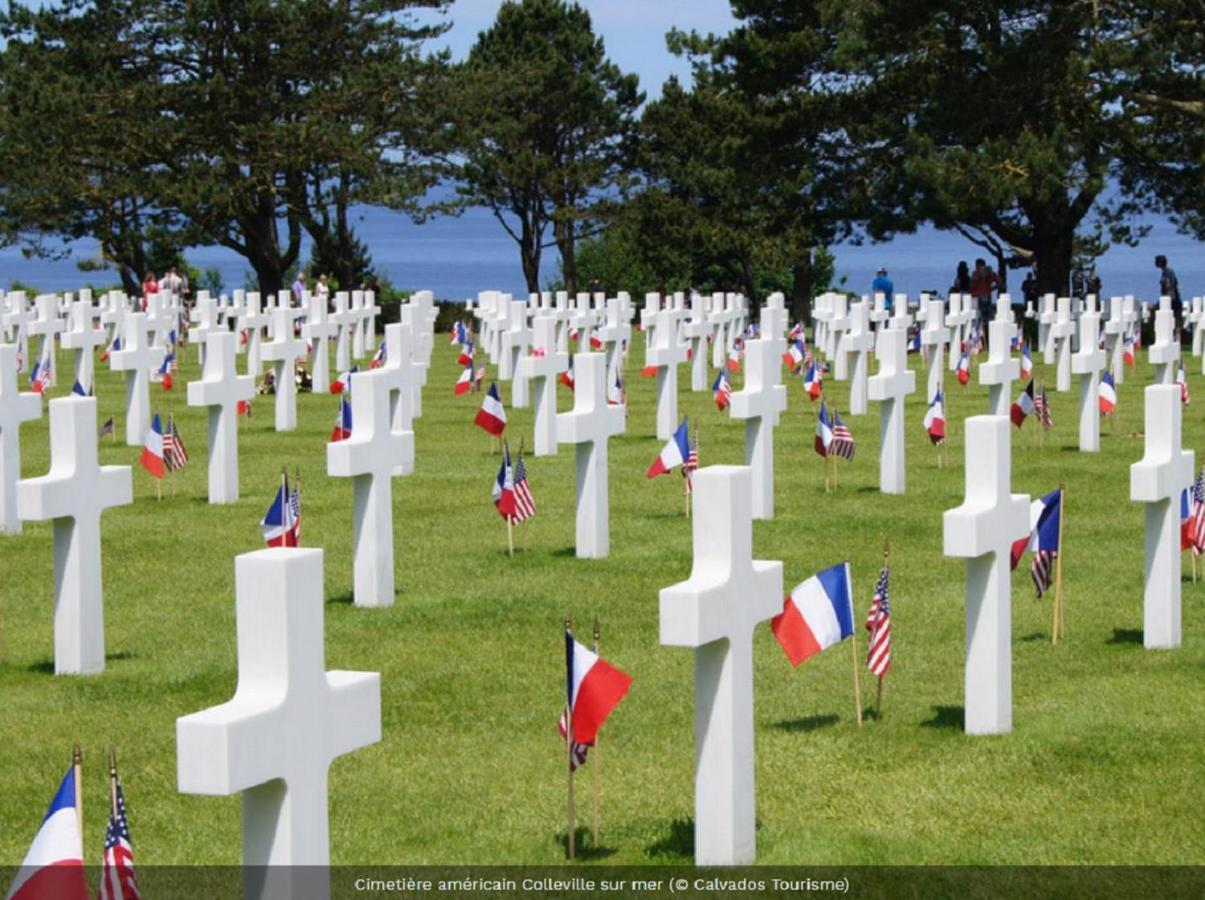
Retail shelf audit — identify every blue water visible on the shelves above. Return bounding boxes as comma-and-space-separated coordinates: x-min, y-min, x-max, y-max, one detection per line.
2, 202, 1201, 303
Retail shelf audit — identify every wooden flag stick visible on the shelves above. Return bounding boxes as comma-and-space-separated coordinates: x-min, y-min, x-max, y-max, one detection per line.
849, 614, 863, 727
73, 744, 84, 856
592, 615, 601, 849
109, 747, 119, 818
565, 616, 576, 860
1053, 483, 1066, 644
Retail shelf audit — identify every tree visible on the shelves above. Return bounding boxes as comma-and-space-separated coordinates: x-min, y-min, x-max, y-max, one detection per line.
450, 0, 641, 293
0, 0, 449, 295
634, 6, 864, 321
826, 1, 1150, 296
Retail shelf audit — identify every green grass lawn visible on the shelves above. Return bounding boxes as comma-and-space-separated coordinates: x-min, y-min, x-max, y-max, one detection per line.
1, 326, 1203, 867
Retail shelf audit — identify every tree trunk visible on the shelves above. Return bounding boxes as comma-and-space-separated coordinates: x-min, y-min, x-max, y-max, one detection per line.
520, 218, 541, 293
791, 253, 813, 325
555, 206, 578, 296
1033, 219, 1073, 297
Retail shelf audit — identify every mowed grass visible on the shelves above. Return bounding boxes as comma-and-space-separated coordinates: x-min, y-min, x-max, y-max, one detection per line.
1, 323, 1204, 867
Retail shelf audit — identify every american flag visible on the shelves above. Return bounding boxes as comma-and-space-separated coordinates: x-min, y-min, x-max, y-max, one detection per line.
683, 429, 699, 494
99, 416, 116, 439
865, 565, 891, 678
98, 780, 141, 900
556, 706, 590, 772
163, 417, 189, 471
511, 452, 536, 523
290, 480, 302, 545
1191, 471, 1205, 557
1034, 386, 1053, 429
830, 411, 855, 461
1032, 547, 1056, 598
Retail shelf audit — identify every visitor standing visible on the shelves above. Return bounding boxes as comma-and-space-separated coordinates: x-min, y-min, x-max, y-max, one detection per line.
969, 257, 1001, 327
951, 261, 971, 298
872, 266, 894, 311
291, 271, 306, 307
1156, 255, 1182, 323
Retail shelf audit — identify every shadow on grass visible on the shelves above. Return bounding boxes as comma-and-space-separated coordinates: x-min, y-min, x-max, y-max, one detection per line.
774, 713, 839, 733
646, 817, 694, 860
1107, 628, 1144, 646
327, 592, 355, 606
921, 705, 964, 730
1019, 632, 1047, 642
28, 650, 136, 675
551, 546, 578, 558
554, 827, 616, 861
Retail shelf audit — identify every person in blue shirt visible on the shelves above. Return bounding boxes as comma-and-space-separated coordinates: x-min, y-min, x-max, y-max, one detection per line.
872, 267, 894, 310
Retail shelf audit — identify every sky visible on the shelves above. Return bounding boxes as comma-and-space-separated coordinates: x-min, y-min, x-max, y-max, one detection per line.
428, 0, 737, 97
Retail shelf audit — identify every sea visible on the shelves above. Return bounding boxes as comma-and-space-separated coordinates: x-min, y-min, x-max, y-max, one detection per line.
1, 202, 1201, 304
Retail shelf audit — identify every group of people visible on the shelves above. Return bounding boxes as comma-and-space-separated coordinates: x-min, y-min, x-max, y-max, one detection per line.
140, 266, 190, 309
869, 254, 1184, 323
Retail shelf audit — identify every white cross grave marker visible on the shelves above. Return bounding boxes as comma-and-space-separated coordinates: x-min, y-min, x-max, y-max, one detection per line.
922, 298, 950, 400
828, 294, 850, 376
1071, 307, 1106, 452
868, 324, 916, 494
238, 293, 270, 377
59, 300, 107, 393
839, 301, 875, 415
646, 309, 689, 440
176, 547, 380, 900
330, 293, 358, 373
942, 415, 1030, 734
0, 344, 41, 533
500, 299, 532, 408
1148, 301, 1179, 386
597, 297, 632, 390
1051, 298, 1075, 392
516, 316, 568, 457
260, 308, 307, 432
2, 293, 33, 371
979, 297, 1019, 416
1105, 296, 1127, 384
326, 369, 407, 607
302, 293, 338, 391
17, 396, 132, 674
658, 465, 783, 865
555, 352, 625, 558
187, 332, 255, 504
109, 312, 165, 447
1130, 385, 1194, 649
377, 322, 417, 477
730, 339, 787, 520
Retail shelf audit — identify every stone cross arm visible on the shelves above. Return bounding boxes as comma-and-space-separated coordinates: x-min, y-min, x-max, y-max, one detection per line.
1131, 385, 1195, 503
943, 416, 1029, 558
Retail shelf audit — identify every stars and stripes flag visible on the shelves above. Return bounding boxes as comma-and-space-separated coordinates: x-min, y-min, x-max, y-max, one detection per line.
1034, 385, 1053, 428
98, 417, 116, 439
607, 367, 625, 406
923, 389, 946, 444
1010, 488, 1061, 598
683, 429, 699, 494
1189, 471, 1205, 557
830, 410, 855, 461
97, 779, 141, 900
163, 417, 189, 472
1177, 363, 1190, 405
512, 451, 536, 523
865, 564, 892, 678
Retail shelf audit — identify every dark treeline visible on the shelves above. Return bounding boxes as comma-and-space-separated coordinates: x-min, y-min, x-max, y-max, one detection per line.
0, 0, 1200, 322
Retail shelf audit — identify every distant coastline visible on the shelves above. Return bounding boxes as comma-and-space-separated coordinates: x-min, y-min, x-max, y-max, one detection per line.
2, 203, 1200, 303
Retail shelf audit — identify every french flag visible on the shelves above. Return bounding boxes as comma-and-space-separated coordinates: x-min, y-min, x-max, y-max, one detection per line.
923, 389, 946, 443
814, 401, 833, 457
369, 342, 386, 369
451, 320, 467, 345
329, 367, 358, 394
589, 334, 603, 350
1123, 334, 1135, 366
458, 341, 475, 367
1181, 488, 1193, 551
330, 396, 353, 442
647, 419, 690, 478
1010, 380, 1036, 428
1098, 372, 1117, 415
261, 478, 300, 547
492, 443, 516, 519
712, 369, 731, 411
727, 344, 742, 372
474, 382, 507, 436
771, 562, 854, 666
559, 356, 575, 391
956, 350, 971, 385
561, 631, 632, 746
140, 414, 165, 480
1020, 342, 1033, 380
640, 363, 658, 378
5, 767, 87, 900
454, 363, 475, 395
782, 339, 807, 370
803, 363, 822, 400
1010, 488, 1062, 570
99, 335, 121, 363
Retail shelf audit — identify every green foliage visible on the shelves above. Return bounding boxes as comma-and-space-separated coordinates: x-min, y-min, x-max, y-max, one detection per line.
448, 0, 642, 293
3, 334, 1205, 865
